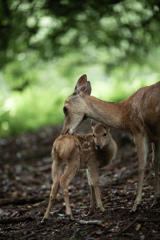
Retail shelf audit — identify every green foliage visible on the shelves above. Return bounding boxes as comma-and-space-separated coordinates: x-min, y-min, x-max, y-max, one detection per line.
1, 0, 160, 136
0, 85, 64, 137
1, 47, 160, 137
0, 0, 160, 68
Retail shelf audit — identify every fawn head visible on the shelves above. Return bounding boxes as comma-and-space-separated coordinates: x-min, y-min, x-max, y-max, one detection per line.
91, 120, 110, 149
62, 74, 91, 134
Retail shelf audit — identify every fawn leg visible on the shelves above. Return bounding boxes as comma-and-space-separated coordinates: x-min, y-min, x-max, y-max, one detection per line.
152, 141, 160, 206
86, 169, 96, 209
42, 161, 61, 222
60, 160, 79, 220
88, 167, 104, 211
90, 185, 96, 209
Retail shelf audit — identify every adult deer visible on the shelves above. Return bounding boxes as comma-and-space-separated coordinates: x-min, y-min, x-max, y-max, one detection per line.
42, 121, 117, 222
62, 74, 160, 212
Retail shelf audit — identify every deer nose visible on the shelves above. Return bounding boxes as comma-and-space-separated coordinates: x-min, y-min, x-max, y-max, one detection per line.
96, 144, 101, 149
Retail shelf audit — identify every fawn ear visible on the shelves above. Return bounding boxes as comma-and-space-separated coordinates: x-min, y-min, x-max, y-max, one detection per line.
72, 75, 91, 95
104, 125, 110, 133
91, 120, 97, 129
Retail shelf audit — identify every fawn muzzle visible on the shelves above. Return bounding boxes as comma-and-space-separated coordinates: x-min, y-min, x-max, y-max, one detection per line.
96, 144, 101, 150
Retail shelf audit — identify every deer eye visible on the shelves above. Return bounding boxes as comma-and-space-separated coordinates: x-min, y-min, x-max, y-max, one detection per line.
93, 134, 95, 138
63, 106, 68, 114
103, 133, 107, 136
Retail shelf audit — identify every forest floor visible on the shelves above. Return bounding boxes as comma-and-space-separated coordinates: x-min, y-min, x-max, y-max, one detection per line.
0, 121, 160, 240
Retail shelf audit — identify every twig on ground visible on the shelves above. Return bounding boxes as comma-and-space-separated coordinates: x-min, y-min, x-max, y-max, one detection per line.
0, 215, 34, 224
100, 185, 135, 190
72, 226, 95, 239
24, 164, 51, 172
0, 195, 48, 206
118, 219, 137, 235
0, 191, 88, 206
118, 218, 160, 235
78, 220, 104, 226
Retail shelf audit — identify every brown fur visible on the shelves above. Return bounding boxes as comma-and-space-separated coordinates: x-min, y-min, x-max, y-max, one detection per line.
42, 123, 117, 221
62, 75, 160, 211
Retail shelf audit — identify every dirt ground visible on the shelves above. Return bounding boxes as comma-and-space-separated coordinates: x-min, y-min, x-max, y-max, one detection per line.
0, 121, 160, 240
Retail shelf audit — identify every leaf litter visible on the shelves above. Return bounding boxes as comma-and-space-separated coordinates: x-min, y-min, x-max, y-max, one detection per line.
0, 122, 160, 239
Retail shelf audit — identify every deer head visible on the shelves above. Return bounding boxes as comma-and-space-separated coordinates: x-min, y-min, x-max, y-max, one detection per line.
91, 120, 110, 150
62, 74, 91, 134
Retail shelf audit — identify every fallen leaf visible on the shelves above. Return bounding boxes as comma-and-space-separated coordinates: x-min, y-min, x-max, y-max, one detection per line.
79, 205, 87, 209
95, 230, 103, 235
142, 227, 147, 231
104, 203, 112, 207
127, 179, 136, 183
121, 200, 127, 204
135, 223, 141, 231
12, 191, 19, 196
101, 222, 110, 227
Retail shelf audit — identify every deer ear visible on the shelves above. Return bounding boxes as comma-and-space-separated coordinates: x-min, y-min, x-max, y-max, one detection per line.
77, 74, 87, 88
84, 81, 91, 95
72, 75, 91, 95
91, 120, 97, 129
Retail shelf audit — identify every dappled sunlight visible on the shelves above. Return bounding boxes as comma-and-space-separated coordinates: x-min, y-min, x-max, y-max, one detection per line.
2, 98, 15, 115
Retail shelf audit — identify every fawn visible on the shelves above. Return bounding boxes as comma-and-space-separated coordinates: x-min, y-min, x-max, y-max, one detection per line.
62, 74, 160, 212
42, 121, 117, 222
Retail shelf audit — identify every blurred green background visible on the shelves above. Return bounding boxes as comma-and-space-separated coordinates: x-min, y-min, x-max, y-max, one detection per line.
0, 0, 160, 137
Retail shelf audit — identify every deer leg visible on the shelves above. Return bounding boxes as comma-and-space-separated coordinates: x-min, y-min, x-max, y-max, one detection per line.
88, 167, 104, 212
60, 160, 79, 220
86, 169, 96, 209
42, 161, 61, 223
152, 141, 160, 206
132, 135, 149, 212
90, 185, 96, 209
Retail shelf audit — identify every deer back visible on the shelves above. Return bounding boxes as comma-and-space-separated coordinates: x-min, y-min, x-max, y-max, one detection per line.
52, 135, 81, 163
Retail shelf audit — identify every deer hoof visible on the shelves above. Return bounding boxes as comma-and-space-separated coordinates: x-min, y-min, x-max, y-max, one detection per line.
70, 215, 74, 221
66, 214, 74, 221
101, 208, 107, 215
130, 203, 142, 213
41, 217, 48, 224
100, 207, 105, 213
96, 205, 105, 212
151, 197, 160, 208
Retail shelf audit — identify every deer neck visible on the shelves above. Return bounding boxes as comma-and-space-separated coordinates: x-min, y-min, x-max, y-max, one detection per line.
84, 95, 124, 130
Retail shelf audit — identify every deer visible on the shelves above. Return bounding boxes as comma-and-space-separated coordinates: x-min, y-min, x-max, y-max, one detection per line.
42, 121, 117, 222
62, 74, 160, 212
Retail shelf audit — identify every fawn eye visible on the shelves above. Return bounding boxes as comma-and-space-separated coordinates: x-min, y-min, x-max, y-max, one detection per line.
103, 133, 107, 136
93, 134, 95, 138
63, 106, 68, 114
